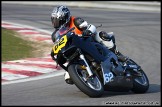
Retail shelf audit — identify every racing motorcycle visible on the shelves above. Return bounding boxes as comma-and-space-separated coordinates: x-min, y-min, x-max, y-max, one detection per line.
51, 26, 149, 98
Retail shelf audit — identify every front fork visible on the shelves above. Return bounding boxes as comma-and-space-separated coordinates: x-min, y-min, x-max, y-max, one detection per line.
79, 54, 93, 77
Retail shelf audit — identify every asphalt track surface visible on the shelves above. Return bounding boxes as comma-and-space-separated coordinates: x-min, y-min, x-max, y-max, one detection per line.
2, 3, 161, 105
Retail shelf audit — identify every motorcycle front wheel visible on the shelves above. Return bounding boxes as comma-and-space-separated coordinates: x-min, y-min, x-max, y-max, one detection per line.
68, 64, 104, 98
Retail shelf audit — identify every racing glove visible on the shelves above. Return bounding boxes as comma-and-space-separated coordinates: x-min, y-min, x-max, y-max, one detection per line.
82, 30, 92, 37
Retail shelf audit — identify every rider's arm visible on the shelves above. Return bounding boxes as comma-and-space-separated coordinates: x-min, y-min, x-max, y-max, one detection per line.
74, 17, 97, 36
51, 29, 59, 43
74, 17, 88, 31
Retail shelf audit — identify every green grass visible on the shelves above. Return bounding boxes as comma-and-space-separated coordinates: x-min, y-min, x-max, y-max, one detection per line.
2, 28, 36, 61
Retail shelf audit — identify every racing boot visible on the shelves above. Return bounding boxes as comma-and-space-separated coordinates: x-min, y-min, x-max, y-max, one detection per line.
51, 50, 74, 84
98, 31, 128, 62
110, 45, 128, 62
64, 71, 74, 85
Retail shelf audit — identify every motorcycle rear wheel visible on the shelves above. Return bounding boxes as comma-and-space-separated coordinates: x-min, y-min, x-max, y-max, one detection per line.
128, 59, 149, 93
131, 69, 149, 93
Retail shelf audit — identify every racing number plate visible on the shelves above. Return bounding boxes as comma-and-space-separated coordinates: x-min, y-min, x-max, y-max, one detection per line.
53, 35, 67, 54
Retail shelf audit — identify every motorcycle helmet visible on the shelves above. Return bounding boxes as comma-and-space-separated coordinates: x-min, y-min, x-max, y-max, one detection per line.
51, 5, 71, 28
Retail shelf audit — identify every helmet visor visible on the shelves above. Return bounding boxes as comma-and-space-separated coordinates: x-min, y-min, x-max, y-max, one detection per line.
51, 17, 61, 28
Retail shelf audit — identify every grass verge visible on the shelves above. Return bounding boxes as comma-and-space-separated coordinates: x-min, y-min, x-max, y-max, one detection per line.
2, 28, 51, 61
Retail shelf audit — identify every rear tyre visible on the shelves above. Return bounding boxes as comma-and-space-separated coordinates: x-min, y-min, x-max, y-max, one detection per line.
128, 59, 149, 93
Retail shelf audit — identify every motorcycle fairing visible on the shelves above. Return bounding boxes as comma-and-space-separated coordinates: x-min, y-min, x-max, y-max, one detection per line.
101, 57, 114, 85
101, 55, 133, 90
72, 36, 108, 63
72, 36, 127, 85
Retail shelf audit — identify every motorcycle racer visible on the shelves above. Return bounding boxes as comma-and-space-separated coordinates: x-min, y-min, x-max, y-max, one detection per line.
50, 5, 127, 84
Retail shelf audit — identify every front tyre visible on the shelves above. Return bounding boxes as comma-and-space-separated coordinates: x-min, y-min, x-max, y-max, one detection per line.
68, 64, 104, 98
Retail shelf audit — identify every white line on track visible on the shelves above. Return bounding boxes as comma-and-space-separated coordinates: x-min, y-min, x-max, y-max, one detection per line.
2, 64, 56, 73
2, 21, 53, 35
2, 71, 64, 85
7, 60, 57, 65
17, 30, 39, 33
2, 72, 29, 81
